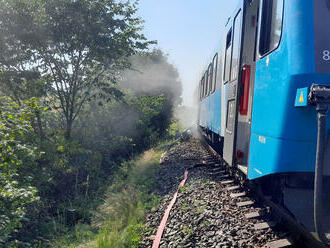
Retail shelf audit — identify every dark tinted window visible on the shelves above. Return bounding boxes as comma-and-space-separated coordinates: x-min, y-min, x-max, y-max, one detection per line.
200, 79, 203, 99
314, 0, 330, 73
224, 28, 232, 82
208, 64, 213, 95
201, 76, 205, 98
231, 10, 242, 80
324, 0, 330, 11
204, 71, 208, 96
259, 0, 284, 56
226, 100, 235, 132
327, 0, 330, 11
212, 53, 218, 92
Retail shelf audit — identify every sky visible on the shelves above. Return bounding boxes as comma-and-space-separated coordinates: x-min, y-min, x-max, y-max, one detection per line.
137, 0, 239, 107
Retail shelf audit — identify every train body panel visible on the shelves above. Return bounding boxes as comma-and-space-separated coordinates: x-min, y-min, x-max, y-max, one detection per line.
211, 89, 222, 135
248, 0, 330, 179
198, 50, 223, 137
199, 88, 222, 135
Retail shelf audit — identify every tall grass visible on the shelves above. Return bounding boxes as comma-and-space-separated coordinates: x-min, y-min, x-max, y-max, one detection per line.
64, 149, 161, 248
96, 201, 145, 248
95, 149, 161, 248
52, 148, 162, 248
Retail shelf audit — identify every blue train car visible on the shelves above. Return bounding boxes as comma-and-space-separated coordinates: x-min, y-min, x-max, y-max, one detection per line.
198, 0, 330, 244
248, 0, 330, 180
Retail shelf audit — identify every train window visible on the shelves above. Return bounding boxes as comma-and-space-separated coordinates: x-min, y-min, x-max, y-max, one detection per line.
224, 28, 232, 83
200, 79, 203, 99
212, 53, 218, 93
204, 75, 207, 97
201, 76, 205, 98
204, 75, 207, 98
202, 78, 204, 99
231, 10, 242, 81
259, 0, 284, 57
204, 72, 208, 97
226, 100, 235, 133
202, 73, 205, 97
208, 64, 213, 95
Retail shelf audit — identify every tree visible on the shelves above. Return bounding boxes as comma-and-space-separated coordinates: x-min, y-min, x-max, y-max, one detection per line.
0, 0, 152, 139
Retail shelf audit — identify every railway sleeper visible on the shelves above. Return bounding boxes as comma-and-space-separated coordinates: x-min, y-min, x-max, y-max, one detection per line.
245, 211, 263, 219
266, 239, 292, 248
254, 221, 276, 230
211, 168, 225, 172
211, 171, 226, 176
220, 179, 235, 185
203, 161, 219, 165
201, 155, 214, 159
236, 200, 254, 207
210, 163, 224, 168
226, 185, 241, 191
216, 174, 230, 179
230, 192, 247, 198
207, 169, 226, 175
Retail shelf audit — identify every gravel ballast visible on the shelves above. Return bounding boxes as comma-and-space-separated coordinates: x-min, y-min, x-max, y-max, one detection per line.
139, 136, 284, 248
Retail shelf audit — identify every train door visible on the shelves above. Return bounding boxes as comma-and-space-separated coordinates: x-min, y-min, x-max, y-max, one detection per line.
223, 7, 244, 166
235, 0, 260, 174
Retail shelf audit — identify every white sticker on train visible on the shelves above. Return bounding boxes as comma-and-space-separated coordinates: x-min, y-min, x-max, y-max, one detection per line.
258, 136, 266, 144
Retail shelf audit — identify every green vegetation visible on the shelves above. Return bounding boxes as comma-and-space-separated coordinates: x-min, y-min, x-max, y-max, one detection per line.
181, 225, 193, 241
0, 97, 41, 245
0, 0, 182, 246
181, 202, 189, 211
200, 220, 211, 227
95, 150, 162, 248
179, 186, 187, 193
53, 149, 163, 248
193, 199, 206, 214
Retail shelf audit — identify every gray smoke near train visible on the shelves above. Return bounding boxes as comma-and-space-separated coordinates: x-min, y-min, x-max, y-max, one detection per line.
73, 49, 183, 153
121, 49, 182, 107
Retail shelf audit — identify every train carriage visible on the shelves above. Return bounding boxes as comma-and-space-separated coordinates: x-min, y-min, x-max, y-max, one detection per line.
197, 0, 330, 245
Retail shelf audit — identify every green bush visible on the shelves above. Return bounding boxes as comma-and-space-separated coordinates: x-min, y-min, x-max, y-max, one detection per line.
0, 97, 41, 245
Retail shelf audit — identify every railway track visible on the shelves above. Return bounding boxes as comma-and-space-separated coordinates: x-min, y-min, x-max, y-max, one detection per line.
198, 146, 294, 248
140, 135, 326, 248
205, 138, 327, 248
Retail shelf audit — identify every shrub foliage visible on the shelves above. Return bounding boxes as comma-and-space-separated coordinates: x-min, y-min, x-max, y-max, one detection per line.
0, 97, 41, 245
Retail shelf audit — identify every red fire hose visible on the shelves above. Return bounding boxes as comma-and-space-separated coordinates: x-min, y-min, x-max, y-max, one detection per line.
152, 169, 189, 248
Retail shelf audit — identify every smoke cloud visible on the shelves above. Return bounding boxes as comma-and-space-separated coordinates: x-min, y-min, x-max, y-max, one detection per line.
120, 49, 182, 107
